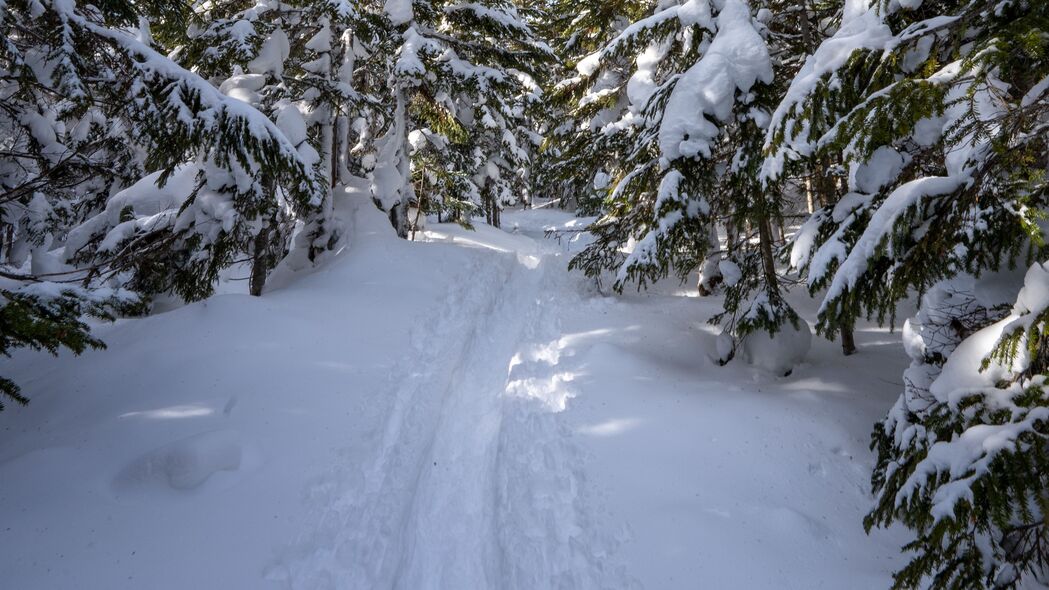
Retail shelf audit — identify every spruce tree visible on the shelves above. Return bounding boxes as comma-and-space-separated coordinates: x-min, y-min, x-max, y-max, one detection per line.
181, 0, 374, 273
560, 0, 811, 372
1, 0, 326, 406
765, 0, 1049, 585
368, 0, 550, 235
56, 2, 329, 301
536, 0, 646, 213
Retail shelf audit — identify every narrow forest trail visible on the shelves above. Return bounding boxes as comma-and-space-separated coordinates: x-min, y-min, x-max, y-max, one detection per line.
278, 222, 623, 589
0, 198, 912, 590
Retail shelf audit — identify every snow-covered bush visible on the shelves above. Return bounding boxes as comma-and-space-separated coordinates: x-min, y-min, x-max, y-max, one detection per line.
738, 313, 812, 376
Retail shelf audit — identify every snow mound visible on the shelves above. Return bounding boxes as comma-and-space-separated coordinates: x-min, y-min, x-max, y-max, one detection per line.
739, 320, 813, 376
114, 430, 243, 492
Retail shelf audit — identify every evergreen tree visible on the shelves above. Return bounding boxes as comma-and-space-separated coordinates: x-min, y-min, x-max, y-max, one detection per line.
57, 3, 329, 301
560, 0, 811, 372
0, 0, 326, 406
181, 0, 375, 274
536, 0, 645, 213
765, 0, 1049, 585
368, 0, 550, 235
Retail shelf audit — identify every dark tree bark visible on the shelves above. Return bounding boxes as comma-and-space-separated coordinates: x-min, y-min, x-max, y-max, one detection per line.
757, 216, 779, 294
250, 223, 272, 297
841, 326, 857, 356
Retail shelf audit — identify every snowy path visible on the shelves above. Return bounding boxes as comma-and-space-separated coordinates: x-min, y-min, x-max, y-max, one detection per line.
0, 199, 911, 590
279, 228, 620, 589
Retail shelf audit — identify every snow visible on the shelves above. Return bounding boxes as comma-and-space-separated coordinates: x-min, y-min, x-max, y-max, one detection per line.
761, 0, 894, 180
2, 190, 909, 588
114, 429, 244, 492
384, 0, 414, 26
739, 319, 814, 376
1021, 74, 1049, 108
219, 71, 267, 105
658, 0, 772, 160
1014, 262, 1049, 316
304, 21, 331, 53
395, 27, 429, 77
928, 316, 1012, 403
718, 258, 742, 286
626, 40, 670, 108
677, 0, 714, 30
247, 28, 290, 76
849, 146, 905, 194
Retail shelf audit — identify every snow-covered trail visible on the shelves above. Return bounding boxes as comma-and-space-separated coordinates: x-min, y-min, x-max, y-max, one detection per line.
278, 225, 620, 589
0, 197, 912, 590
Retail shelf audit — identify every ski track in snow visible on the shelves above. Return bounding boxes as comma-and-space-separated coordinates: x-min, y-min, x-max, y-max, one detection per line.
275, 234, 624, 589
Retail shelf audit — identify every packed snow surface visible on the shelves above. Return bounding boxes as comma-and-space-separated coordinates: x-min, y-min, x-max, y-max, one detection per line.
1, 188, 909, 588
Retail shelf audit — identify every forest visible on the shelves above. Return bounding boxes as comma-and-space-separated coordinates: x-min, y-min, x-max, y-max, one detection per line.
2, 0, 1049, 588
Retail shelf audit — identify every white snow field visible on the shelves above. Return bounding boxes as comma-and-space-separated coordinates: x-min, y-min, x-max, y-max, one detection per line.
0, 188, 909, 589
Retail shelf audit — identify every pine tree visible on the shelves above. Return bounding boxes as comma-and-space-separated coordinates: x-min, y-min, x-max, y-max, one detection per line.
536, 0, 646, 213
1, 0, 325, 406
368, 0, 550, 235
764, 0, 1049, 585
560, 0, 811, 373
181, 0, 374, 274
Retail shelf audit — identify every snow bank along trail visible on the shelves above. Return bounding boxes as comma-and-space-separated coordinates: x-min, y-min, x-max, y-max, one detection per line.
278, 223, 623, 589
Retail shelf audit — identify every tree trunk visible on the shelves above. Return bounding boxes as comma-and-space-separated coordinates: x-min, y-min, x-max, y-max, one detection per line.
816, 156, 836, 207
250, 222, 272, 297
805, 176, 815, 213
335, 29, 356, 185
841, 325, 858, 356
798, 1, 815, 53
393, 86, 414, 239
335, 113, 350, 184
757, 216, 779, 292
320, 106, 335, 190
839, 285, 858, 355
